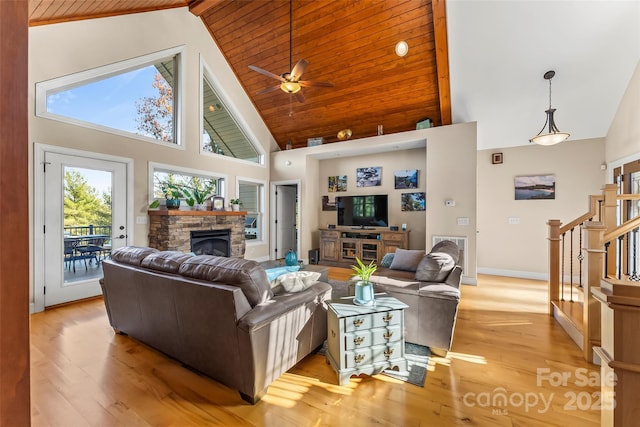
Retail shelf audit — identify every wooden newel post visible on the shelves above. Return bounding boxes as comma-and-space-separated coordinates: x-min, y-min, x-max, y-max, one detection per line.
548, 219, 562, 316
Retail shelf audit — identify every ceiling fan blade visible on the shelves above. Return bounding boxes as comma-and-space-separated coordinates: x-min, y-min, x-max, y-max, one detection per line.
295, 91, 305, 103
256, 85, 281, 95
290, 59, 308, 81
248, 65, 284, 82
299, 80, 334, 88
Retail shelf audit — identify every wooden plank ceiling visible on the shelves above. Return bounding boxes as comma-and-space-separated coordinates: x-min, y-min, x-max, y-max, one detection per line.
28, 0, 450, 150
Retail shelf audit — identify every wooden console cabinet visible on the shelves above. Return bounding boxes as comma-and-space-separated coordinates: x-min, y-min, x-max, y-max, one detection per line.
319, 228, 409, 264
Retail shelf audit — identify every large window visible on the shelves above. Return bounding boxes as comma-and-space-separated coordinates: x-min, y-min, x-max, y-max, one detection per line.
238, 180, 265, 241
150, 163, 225, 208
36, 47, 184, 146
201, 61, 263, 163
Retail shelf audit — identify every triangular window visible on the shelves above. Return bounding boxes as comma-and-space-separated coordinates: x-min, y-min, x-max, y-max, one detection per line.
201, 61, 263, 164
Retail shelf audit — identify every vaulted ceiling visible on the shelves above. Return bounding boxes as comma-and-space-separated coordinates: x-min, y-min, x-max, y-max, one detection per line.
28, 0, 451, 150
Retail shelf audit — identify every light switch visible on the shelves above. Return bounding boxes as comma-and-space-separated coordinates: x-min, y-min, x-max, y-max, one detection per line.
136, 216, 148, 225
508, 217, 520, 225
457, 217, 469, 225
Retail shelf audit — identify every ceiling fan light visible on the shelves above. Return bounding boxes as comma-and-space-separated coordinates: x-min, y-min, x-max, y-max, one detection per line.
281, 81, 301, 94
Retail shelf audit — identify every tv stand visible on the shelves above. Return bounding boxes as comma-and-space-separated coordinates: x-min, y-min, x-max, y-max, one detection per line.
319, 228, 410, 264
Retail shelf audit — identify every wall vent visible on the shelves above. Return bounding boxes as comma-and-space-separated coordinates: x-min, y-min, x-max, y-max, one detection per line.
432, 235, 468, 274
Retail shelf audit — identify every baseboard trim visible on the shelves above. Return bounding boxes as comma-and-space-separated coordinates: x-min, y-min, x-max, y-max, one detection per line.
477, 267, 548, 281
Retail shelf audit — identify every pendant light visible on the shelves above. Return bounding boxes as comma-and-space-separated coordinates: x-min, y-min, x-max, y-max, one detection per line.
529, 70, 570, 146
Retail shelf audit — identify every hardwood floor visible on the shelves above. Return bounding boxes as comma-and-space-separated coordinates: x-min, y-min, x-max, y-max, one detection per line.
30, 272, 601, 426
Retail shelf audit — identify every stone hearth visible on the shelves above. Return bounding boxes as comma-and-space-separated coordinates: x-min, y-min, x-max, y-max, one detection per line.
148, 210, 246, 257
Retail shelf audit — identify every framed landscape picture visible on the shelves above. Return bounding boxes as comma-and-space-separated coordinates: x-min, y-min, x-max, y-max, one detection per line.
394, 169, 419, 189
514, 174, 555, 200
401, 192, 426, 211
328, 175, 347, 192
322, 195, 337, 211
356, 166, 382, 187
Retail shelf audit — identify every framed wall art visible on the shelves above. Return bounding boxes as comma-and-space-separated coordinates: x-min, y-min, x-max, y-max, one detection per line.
401, 192, 426, 211
394, 169, 419, 189
356, 166, 382, 187
322, 195, 337, 211
328, 175, 347, 192
514, 174, 555, 200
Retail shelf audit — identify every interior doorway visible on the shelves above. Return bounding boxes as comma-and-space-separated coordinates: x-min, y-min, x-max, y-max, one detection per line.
34, 144, 132, 311
271, 182, 299, 261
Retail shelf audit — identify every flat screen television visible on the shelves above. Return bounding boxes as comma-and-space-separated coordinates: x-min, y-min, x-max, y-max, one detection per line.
337, 195, 389, 228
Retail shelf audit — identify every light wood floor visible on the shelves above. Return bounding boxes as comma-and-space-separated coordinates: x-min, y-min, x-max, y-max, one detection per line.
31, 272, 601, 426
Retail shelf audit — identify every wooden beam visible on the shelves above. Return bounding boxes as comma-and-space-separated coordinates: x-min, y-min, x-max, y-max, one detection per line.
189, 0, 224, 17
0, 0, 31, 425
432, 0, 452, 126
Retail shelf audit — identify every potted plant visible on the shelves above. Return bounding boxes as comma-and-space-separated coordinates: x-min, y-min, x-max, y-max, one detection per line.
230, 198, 241, 211
183, 182, 216, 211
351, 257, 377, 306
161, 182, 184, 210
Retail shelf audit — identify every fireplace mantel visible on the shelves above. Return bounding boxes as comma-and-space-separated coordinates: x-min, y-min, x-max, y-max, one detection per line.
147, 209, 247, 257
148, 209, 247, 217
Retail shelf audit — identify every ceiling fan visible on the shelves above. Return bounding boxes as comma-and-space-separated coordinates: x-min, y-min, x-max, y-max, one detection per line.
248, 0, 333, 103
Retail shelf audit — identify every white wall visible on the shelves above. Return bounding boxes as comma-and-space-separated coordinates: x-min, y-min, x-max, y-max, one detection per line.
606, 60, 640, 165
477, 138, 606, 279
29, 8, 274, 262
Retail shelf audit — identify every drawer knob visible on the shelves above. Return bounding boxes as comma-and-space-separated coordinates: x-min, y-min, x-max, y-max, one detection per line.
383, 331, 394, 340
383, 314, 393, 322
353, 318, 365, 327
384, 348, 394, 358
354, 336, 365, 345
354, 353, 365, 364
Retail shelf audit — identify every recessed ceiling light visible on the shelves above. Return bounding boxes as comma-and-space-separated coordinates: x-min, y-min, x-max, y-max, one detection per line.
395, 40, 409, 57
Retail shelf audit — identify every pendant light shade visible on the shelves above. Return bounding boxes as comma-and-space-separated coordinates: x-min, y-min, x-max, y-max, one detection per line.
530, 70, 570, 146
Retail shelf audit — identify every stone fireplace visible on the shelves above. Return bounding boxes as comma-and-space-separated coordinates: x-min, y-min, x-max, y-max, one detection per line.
148, 210, 246, 257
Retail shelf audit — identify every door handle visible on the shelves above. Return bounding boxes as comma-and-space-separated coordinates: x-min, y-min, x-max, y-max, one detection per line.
113, 235, 126, 239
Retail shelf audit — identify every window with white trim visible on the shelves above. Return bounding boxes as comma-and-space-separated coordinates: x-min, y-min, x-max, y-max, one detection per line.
150, 163, 225, 209
238, 180, 265, 241
201, 62, 263, 163
36, 47, 184, 146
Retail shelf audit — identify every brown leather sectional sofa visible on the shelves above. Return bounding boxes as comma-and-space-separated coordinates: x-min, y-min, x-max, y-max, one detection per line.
100, 246, 331, 404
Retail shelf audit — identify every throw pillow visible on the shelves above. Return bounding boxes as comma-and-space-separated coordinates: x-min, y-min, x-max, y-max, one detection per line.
264, 265, 300, 282
430, 240, 460, 264
272, 271, 321, 293
415, 252, 456, 282
379, 252, 395, 268
389, 249, 425, 272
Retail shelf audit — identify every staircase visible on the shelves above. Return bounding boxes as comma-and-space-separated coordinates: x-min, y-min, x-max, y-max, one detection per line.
548, 184, 640, 363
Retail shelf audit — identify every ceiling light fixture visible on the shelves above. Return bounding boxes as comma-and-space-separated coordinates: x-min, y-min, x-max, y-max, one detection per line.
280, 80, 301, 94
395, 40, 409, 57
530, 70, 570, 146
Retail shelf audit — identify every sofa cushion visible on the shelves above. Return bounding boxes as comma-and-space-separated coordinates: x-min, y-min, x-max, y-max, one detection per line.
179, 256, 272, 307
415, 252, 455, 282
111, 246, 159, 266
272, 271, 321, 294
379, 252, 395, 268
141, 251, 193, 274
265, 265, 300, 282
430, 240, 460, 264
389, 249, 425, 271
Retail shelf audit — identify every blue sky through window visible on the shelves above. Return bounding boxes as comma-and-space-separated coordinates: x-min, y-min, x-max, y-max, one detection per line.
47, 65, 161, 134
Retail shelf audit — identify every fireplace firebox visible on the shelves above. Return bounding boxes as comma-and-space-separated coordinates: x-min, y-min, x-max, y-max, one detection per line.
190, 229, 231, 257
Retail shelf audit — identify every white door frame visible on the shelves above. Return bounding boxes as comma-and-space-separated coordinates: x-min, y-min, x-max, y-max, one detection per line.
33, 143, 134, 313
270, 180, 300, 261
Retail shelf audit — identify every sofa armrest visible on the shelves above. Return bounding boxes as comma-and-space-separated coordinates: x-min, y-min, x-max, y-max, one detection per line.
238, 281, 332, 333
445, 265, 463, 289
